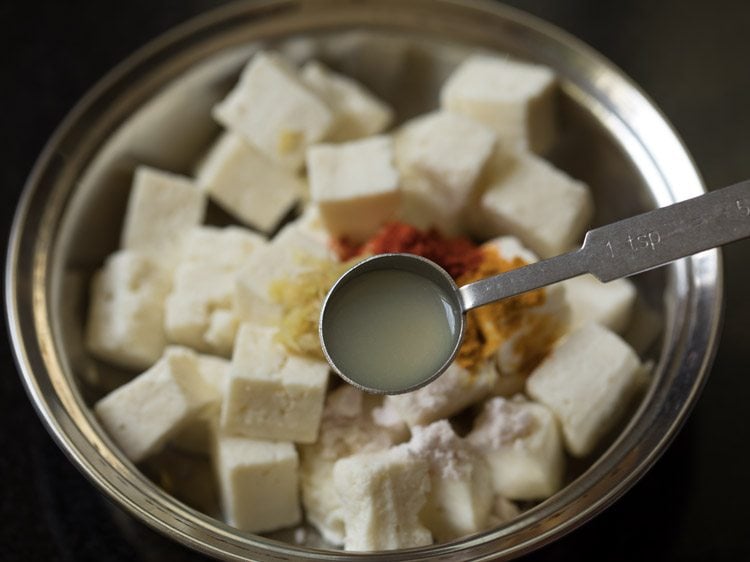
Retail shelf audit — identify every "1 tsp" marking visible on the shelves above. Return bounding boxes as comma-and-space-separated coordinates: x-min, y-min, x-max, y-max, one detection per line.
628, 231, 661, 251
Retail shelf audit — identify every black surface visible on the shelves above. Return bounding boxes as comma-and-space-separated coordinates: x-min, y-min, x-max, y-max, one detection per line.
2, 1, 749, 560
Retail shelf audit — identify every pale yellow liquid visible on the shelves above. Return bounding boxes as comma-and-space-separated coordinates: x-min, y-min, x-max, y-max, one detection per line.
323, 269, 459, 392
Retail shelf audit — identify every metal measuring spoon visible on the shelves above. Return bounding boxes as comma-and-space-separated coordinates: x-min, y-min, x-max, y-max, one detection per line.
320, 180, 750, 394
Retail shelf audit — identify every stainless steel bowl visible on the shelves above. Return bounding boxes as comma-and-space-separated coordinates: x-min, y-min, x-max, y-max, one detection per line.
6, 0, 721, 560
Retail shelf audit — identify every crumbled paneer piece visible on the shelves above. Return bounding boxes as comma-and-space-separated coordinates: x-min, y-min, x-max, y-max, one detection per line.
212, 51, 333, 171
526, 323, 642, 457
561, 275, 636, 334
235, 220, 335, 325
386, 360, 496, 427
333, 445, 432, 551
473, 148, 593, 258
171, 354, 229, 454
299, 385, 408, 545
395, 110, 496, 211
94, 347, 215, 462
468, 397, 564, 500
407, 421, 493, 541
85, 250, 171, 370
196, 132, 304, 233
307, 135, 400, 242
120, 166, 206, 266
221, 324, 329, 444
440, 54, 557, 153
213, 435, 301, 533
301, 60, 394, 141
165, 226, 264, 356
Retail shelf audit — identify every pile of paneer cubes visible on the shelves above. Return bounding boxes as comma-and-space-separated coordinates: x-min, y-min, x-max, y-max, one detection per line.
87, 40, 650, 551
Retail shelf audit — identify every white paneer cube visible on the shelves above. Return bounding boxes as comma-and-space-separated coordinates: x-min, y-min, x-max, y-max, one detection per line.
526, 323, 642, 457
165, 263, 237, 355
561, 274, 636, 334
213, 435, 301, 533
94, 347, 214, 462
85, 250, 171, 370
171, 354, 230, 454
468, 397, 564, 500
196, 133, 304, 233
165, 227, 263, 356
395, 111, 496, 211
333, 446, 432, 551
299, 386, 408, 545
474, 148, 593, 258
386, 360, 496, 427
307, 135, 400, 242
212, 51, 334, 171
234, 220, 334, 325
440, 54, 557, 153
397, 171, 464, 236
301, 61, 393, 142
407, 421, 493, 541
120, 166, 206, 265
221, 324, 329, 443
181, 226, 266, 267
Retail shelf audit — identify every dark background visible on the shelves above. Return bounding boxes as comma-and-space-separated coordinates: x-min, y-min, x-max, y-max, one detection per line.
2, 1, 749, 560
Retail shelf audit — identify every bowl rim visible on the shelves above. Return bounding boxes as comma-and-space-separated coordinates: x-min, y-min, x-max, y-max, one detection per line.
5, 0, 723, 560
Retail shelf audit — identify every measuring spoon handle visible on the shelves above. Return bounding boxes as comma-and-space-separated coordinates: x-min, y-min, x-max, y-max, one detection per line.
459, 180, 750, 311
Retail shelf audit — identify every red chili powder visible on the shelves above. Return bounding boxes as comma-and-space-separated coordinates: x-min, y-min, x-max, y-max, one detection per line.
333, 222, 484, 279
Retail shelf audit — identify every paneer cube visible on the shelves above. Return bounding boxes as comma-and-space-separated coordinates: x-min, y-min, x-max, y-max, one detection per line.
181, 226, 266, 267
196, 132, 304, 233
561, 274, 636, 334
165, 263, 237, 355
386, 360, 496, 427
299, 385, 408, 545
165, 226, 264, 356
307, 135, 400, 242
397, 171, 464, 236
213, 435, 301, 533
301, 61, 393, 142
234, 220, 334, 325
474, 148, 593, 258
212, 51, 333, 171
440, 54, 557, 153
94, 347, 214, 462
333, 445, 432, 551
526, 323, 642, 457
407, 421, 493, 541
120, 166, 206, 266
85, 250, 171, 370
221, 324, 329, 443
468, 397, 564, 500
395, 110, 496, 211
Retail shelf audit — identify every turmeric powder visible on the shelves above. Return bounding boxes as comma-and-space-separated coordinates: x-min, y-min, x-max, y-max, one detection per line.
456, 246, 563, 376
